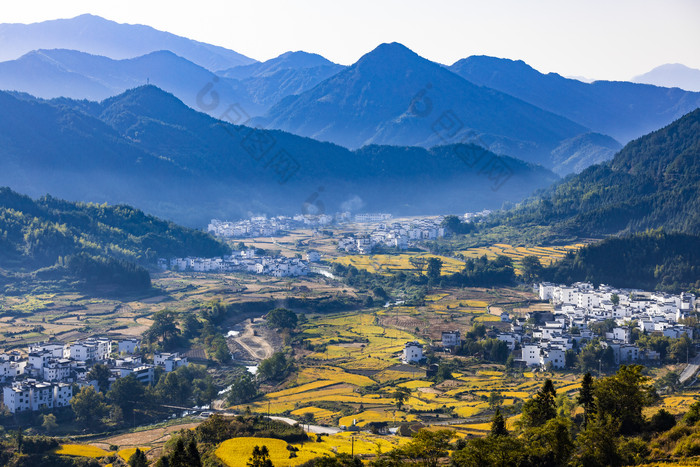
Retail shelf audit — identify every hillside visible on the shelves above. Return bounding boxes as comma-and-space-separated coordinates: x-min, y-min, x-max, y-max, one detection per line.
254, 43, 598, 171
545, 231, 700, 292
449, 55, 700, 144
0, 14, 255, 71
0, 188, 229, 291
0, 86, 558, 226
498, 108, 700, 237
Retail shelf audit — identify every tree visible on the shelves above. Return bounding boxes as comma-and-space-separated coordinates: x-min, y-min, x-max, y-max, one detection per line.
521, 379, 557, 428
571, 414, 621, 467
649, 408, 676, 432
168, 438, 201, 467
490, 409, 508, 437
403, 429, 454, 467
128, 448, 149, 467
610, 293, 620, 305
684, 401, 700, 426
70, 385, 109, 429
145, 309, 180, 349
393, 387, 411, 410
185, 439, 202, 467
247, 445, 273, 467
41, 413, 58, 433
16, 427, 22, 453
266, 308, 298, 330
523, 417, 574, 466
87, 363, 112, 393
453, 435, 525, 466
107, 374, 146, 419
426, 257, 443, 282
577, 372, 595, 427
594, 364, 657, 435
487, 391, 504, 410
227, 373, 259, 405
258, 352, 293, 381
182, 313, 202, 339
409, 257, 427, 275
520, 255, 544, 283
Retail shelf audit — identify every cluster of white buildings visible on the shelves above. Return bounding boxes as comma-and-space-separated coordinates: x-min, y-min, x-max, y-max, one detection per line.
353, 213, 393, 223
207, 212, 358, 238
338, 218, 446, 254
497, 282, 697, 369
1, 337, 188, 414
159, 249, 313, 277
208, 217, 291, 238
463, 210, 492, 221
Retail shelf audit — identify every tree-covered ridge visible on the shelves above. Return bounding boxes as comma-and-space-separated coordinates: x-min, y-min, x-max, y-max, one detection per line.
542, 231, 700, 292
0, 187, 229, 290
498, 108, 700, 237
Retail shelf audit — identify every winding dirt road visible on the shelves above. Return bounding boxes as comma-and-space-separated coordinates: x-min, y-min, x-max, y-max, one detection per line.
233, 319, 274, 361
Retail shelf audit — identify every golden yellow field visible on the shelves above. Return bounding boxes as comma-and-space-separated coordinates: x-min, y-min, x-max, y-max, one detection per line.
216, 433, 408, 467
331, 254, 465, 275
459, 242, 585, 268
55, 444, 113, 458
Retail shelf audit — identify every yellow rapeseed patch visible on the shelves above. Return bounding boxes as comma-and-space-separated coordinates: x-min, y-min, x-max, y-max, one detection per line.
55, 444, 112, 458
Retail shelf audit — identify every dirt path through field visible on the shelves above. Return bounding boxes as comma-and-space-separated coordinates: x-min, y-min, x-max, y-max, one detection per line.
234, 319, 274, 360
90, 421, 201, 452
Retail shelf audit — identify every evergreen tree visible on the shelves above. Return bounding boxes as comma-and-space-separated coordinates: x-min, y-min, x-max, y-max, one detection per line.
577, 372, 596, 427
521, 379, 557, 428
185, 439, 202, 467
489, 408, 508, 437
128, 448, 149, 467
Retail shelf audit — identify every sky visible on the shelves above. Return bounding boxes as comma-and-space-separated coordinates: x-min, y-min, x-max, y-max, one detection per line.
2, 0, 700, 81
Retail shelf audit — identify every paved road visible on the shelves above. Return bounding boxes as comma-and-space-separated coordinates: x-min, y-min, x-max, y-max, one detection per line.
680, 355, 700, 384
269, 416, 342, 434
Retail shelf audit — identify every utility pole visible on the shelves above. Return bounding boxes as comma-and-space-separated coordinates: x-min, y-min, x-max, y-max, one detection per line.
351, 436, 354, 457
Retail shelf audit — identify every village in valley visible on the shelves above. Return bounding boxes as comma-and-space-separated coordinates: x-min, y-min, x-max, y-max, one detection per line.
1, 209, 698, 465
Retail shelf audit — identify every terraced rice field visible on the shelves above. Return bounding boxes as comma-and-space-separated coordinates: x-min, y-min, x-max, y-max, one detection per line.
459, 243, 586, 269
216, 433, 408, 467
331, 254, 465, 275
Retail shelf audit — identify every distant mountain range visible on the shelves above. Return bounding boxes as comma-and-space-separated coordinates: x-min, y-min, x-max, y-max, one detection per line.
0, 86, 558, 226
0, 49, 264, 115
0, 14, 255, 71
448, 56, 700, 144
218, 51, 345, 109
499, 108, 700, 238
1, 15, 699, 177
254, 43, 596, 172
633, 63, 700, 93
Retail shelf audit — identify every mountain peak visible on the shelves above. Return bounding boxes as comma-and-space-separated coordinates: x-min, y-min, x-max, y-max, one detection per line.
633, 63, 700, 92
353, 42, 427, 72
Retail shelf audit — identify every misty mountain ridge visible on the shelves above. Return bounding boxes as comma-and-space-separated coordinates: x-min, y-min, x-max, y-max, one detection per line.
254, 42, 599, 173
449, 55, 700, 144
499, 108, 700, 237
0, 14, 255, 70
633, 63, 700, 93
0, 85, 558, 226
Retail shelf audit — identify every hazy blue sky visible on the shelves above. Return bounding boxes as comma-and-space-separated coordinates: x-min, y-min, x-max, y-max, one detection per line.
3, 0, 699, 81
